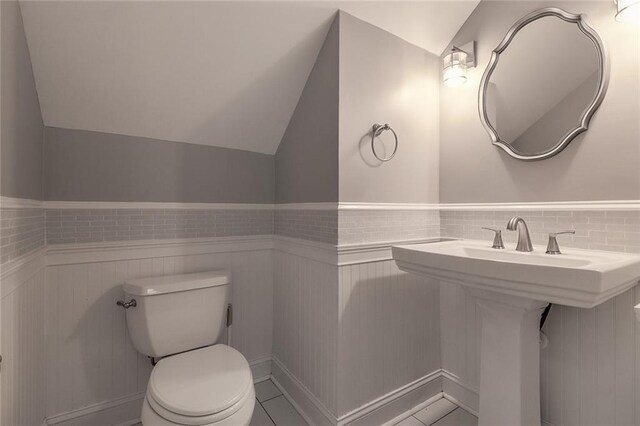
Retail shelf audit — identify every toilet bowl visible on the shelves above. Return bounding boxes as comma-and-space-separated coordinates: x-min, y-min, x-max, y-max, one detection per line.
141, 345, 254, 426
118, 271, 254, 425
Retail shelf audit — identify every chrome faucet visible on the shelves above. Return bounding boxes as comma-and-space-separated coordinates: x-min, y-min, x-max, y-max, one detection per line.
506, 216, 533, 252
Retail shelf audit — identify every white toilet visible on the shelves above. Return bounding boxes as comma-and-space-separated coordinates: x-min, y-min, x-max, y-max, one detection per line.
120, 270, 255, 425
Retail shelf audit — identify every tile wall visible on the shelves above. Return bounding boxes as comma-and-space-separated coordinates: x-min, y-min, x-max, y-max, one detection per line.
440, 209, 640, 253
0, 208, 45, 264
45, 208, 274, 244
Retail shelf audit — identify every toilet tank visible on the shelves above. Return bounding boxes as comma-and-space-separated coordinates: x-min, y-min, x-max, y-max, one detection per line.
122, 270, 231, 357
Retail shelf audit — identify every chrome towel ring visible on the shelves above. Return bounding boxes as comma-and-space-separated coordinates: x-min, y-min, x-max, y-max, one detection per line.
371, 123, 398, 162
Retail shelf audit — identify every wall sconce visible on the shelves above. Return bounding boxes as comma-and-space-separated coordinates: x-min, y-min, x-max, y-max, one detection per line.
615, 0, 640, 23
443, 41, 476, 87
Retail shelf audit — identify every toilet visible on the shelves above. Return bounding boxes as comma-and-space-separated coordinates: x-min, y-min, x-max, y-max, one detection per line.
120, 270, 255, 425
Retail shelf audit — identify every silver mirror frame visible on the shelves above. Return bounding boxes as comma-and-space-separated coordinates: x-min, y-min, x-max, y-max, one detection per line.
478, 8, 609, 161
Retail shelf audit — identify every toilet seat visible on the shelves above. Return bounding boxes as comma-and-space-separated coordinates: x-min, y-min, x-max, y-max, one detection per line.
146, 385, 254, 425
146, 344, 253, 425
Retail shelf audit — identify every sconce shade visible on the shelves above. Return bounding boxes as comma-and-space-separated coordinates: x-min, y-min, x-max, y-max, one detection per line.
443, 49, 468, 87
616, 0, 640, 23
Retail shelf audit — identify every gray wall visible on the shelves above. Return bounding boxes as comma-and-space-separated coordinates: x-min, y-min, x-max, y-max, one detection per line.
338, 12, 440, 204
440, 1, 640, 203
275, 14, 339, 203
1, 0, 44, 200
44, 127, 274, 203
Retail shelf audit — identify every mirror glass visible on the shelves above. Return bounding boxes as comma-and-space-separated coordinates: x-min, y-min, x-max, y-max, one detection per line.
480, 10, 606, 160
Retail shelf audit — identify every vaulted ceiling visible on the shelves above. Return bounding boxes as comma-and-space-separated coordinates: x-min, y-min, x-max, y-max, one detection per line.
20, 1, 480, 154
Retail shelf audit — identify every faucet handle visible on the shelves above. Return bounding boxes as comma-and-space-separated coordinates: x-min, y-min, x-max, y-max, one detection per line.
482, 227, 505, 249
546, 230, 575, 255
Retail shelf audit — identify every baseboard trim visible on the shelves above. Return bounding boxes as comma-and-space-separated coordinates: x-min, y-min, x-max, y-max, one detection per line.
380, 393, 445, 426
271, 357, 444, 426
441, 370, 479, 416
250, 356, 273, 383
271, 357, 335, 426
341, 372, 442, 426
441, 369, 554, 425
44, 392, 145, 426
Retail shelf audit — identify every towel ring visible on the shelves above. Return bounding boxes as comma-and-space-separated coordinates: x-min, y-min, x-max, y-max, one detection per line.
371, 123, 398, 162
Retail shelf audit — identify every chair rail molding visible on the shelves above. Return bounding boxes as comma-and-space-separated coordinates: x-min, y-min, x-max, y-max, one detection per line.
4, 196, 638, 211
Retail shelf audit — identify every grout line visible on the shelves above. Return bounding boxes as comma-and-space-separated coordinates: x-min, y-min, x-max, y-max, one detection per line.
259, 393, 284, 404
431, 408, 458, 426
259, 397, 278, 426
412, 414, 428, 426
428, 408, 459, 426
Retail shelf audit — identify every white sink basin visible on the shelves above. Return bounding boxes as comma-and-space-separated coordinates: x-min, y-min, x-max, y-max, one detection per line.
393, 239, 640, 308
392, 239, 640, 426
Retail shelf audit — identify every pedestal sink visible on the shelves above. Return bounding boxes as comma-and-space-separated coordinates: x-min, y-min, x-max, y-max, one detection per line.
392, 239, 640, 426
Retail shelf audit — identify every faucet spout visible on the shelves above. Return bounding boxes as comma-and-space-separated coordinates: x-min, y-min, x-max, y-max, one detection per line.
507, 216, 533, 252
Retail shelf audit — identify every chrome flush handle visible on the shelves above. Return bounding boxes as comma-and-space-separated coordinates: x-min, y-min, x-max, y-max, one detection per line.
546, 231, 575, 255
116, 299, 137, 309
482, 227, 505, 249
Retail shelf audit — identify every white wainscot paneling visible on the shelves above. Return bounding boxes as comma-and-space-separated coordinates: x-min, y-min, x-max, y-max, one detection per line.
273, 246, 443, 425
541, 287, 640, 426
338, 261, 441, 418
273, 250, 340, 419
440, 281, 640, 426
1, 265, 46, 426
44, 247, 273, 422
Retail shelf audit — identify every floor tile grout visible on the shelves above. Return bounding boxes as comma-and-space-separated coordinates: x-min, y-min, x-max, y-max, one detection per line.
258, 398, 277, 426
428, 408, 458, 426
259, 393, 283, 404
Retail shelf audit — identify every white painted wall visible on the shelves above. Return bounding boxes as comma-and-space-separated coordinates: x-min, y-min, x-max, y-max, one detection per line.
440, 1, 640, 203
20, 1, 478, 155
338, 12, 440, 204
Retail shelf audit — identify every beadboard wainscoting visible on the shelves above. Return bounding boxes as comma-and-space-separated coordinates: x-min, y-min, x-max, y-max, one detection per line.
272, 235, 443, 426
1, 254, 46, 426
272, 247, 340, 424
2, 199, 639, 426
42, 237, 274, 425
337, 260, 441, 416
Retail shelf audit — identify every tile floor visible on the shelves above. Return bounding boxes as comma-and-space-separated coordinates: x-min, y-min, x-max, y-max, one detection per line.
250, 379, 308, 426
135, 382, 475, 426
395, 398, 478, 426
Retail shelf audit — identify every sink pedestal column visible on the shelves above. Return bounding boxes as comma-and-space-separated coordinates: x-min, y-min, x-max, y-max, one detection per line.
472, 289, 547, 426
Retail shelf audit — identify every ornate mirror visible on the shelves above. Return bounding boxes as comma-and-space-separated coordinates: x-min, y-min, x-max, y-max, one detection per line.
479, 8, 608, 161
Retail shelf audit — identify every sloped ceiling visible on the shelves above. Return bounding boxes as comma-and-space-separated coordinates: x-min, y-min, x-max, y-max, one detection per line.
20, 1, 479, 154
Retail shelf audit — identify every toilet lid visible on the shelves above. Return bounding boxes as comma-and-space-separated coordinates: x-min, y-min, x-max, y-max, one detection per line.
148, 345, 252, 417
